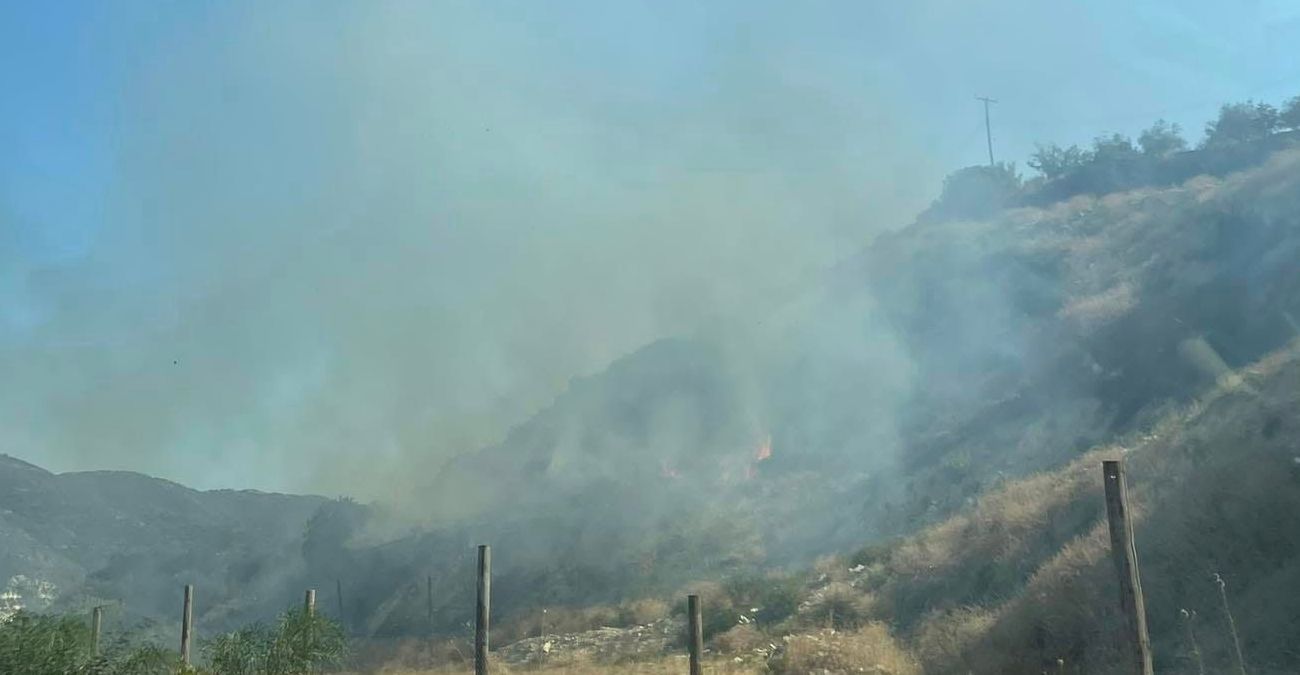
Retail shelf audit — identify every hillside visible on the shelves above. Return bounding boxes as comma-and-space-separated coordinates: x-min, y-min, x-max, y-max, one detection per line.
347, 148, 1300, 636
0, 455, 326, 633
411, 343, 1298, 675
364, 148, 1300, 673
852, 343, 1300, 674
4, 145, 1300, 672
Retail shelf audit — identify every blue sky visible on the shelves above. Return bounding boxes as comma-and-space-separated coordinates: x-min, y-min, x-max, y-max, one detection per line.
3, 1, 1299, 495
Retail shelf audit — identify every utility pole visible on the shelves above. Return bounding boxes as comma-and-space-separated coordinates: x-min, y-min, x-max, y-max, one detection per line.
976, 96, 998, 166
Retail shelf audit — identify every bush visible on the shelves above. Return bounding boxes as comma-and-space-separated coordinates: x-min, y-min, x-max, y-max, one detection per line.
769, 625, 920, 675
722, 573, 803, 626
912, 606, 995, 674
203, 607, 346, 675
616, 598, 669, 626
712, 623, 766, 654
1204, 101, 1280, 148
1029, 144, 1091, 179
849, 540, 897, 570
1283, 95, 1300, 130
0, 606, 344, 674
1138, 119, 1187, 157
924, 163, 1023, 222
0, 611, 92, 675
798, 583, 875, 631
675, 582, 739, 643
100, 645, 185, 675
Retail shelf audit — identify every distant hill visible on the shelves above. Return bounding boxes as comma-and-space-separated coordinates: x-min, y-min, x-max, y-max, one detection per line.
0, 453, 326, 634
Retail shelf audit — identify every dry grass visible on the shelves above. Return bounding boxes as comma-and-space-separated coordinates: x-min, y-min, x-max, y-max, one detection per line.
796, 582, 876, 631
881, 343, 1300, 673
911, 606, 995, 675
356, 655, 762, 674
712, 624, 768, 655
768, 625, 920, 675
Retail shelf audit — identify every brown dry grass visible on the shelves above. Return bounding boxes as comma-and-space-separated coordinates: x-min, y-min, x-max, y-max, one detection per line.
768, 624, 920, 675
886, 342, 1300, 673
356, 656, 762, 674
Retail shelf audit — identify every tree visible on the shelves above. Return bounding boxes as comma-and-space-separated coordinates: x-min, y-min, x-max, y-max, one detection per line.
1027, 143, 1090, 179
1281, 95, 1300, 130
1090, 133, 1140, 164
1203, 101, 1280, 148
924, 162, 1023, 222
1137, 119, 1187, 157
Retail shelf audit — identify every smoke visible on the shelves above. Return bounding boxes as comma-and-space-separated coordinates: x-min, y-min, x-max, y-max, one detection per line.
0, 2, 936, 497
4, 0, 1298, 504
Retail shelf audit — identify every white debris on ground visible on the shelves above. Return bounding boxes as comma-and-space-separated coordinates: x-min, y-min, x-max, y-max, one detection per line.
496, 616, 686, 666
1, 575, 58, 622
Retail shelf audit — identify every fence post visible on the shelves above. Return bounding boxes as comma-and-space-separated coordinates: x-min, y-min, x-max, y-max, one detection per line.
180, 584, 194, 667
91, 606, 102, 657
1102, 460, 1153, 675
305, 588, 316, 617
688, 594, 703, 675
476, 545, 491, 675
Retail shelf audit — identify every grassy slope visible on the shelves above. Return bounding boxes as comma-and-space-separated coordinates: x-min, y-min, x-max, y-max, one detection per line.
839, 150, 1300, 674
381, 151, 1300, 674
393, 345, 1300, 675
865, 345, 1300, 674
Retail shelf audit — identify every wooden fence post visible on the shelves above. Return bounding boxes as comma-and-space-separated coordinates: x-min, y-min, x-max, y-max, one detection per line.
688, 594, 703, 675
476, 545, 491, 675
91, 606, 102, 657
1102, 460, 1153, 675
180, 584, 194, 667
304, 589, 316, 617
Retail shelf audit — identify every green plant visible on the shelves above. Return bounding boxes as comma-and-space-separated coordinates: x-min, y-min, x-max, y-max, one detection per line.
674, 584, 739, 643
1203, 101, 1280, 147
102, 645, 185, 675
204, 625, 273, 675
722, 573, 802, 626
0, 611, 93, 675
799, 583, 874, 630
1029, 144, 1091, 179
1138, 119, 1187, 157
1282, 95, 1300, 130
203, 607, 346, 675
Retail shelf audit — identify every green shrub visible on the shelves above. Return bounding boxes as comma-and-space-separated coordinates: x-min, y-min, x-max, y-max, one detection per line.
99, 645, 185, 675
799, 583, 874, 630
203, 607, 346, 675
674, 584, 738, 643
0, 611, 93, 675
723, 573, 803, 626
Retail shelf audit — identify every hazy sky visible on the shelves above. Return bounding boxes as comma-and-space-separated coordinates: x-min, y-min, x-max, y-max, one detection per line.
3, 1, 1299, 496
